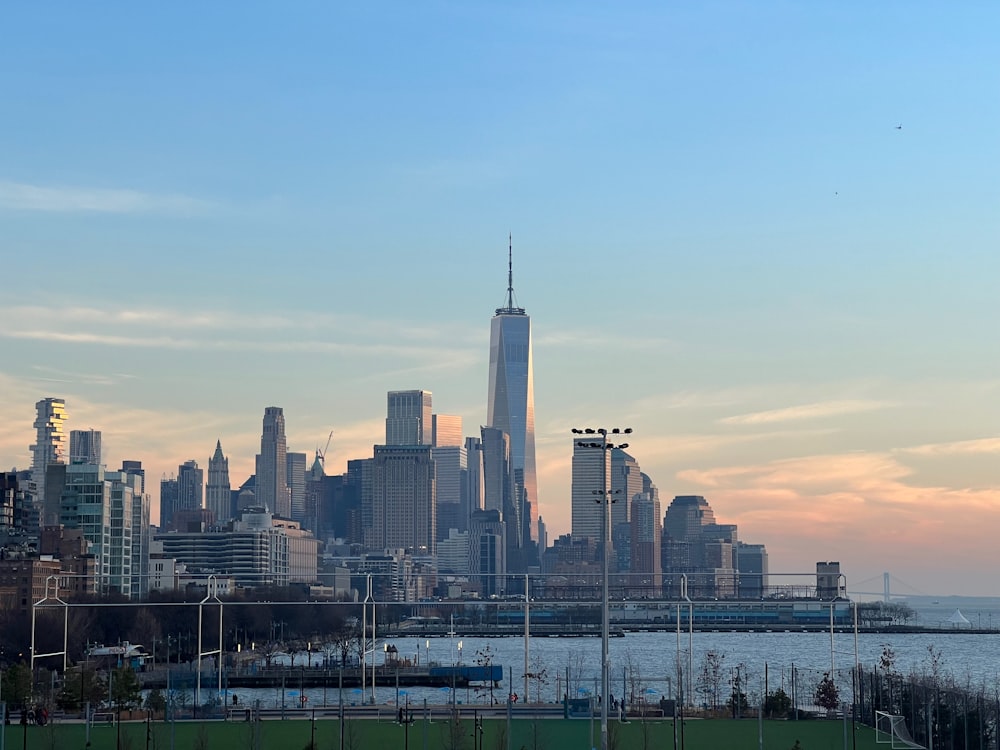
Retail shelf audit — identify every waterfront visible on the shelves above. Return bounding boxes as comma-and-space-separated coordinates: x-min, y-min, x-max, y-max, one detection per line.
186, 628, 1000, 710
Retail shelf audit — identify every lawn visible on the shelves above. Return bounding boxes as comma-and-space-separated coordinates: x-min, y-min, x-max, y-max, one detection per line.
2, 715, 883, 750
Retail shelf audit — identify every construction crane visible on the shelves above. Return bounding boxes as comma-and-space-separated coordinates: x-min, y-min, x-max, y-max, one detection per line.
316, 430, 333, 468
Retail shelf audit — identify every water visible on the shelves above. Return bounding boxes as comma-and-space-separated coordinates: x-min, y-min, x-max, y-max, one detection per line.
204, 628, 1000, 710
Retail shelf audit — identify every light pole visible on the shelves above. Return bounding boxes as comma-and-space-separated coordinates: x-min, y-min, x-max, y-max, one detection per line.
572, 426, 632, 750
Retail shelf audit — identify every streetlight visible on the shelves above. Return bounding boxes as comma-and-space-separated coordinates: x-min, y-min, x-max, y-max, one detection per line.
572, 426, 633, 750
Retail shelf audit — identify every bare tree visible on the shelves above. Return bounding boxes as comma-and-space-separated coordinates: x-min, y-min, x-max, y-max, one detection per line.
696, 651, 726, 711
440, 708, 468, 750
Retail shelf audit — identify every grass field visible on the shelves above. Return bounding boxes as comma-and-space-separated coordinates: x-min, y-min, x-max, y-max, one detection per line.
1, 715, 883, 750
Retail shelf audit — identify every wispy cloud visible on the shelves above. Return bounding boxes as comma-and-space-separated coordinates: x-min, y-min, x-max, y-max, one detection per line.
0, 180, 209, 214
719, 399, 895, 426
899, 438, 1000, 457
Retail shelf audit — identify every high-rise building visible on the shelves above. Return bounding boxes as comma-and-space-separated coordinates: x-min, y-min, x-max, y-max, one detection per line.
431, 414, 463, 448
160, 476, 179, 530
177, 460, 204, 515
630, 485, 662, 595
206, 441, 232, 525
463, 436, 483, 521
30, 397, 67, 504
386, 390, 433, 446
469, 508, 506, 597
736, 542, 768, 598
286, 452, 307, 522
69, 429, 102, 465
432, 444, 467, 542
486, 240, 537, 543
256, 406, 290, 517
366, 445, 436, 554
570, 436, 611, 544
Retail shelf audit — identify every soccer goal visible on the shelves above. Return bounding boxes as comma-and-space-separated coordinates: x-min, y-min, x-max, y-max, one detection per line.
875, 710, 925, 749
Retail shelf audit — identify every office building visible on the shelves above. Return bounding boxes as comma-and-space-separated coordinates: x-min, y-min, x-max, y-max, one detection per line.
736, 542, 769, 598
69, 429, 102, 465
286, 451, 307, 522
366, 445, 435, 555
159, 476, 179, 530
432, 444, 466, 542
255, 406, 291, 517
386, 390, 433, 446
486, 241, 538, 544
432, 414, 463, 448
177, 460, 204, 515
206, 441, 232, 525
570, 436, 611, 544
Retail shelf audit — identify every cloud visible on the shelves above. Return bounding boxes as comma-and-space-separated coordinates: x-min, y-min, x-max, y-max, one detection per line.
899, 438, 1000, 457
0, 180, 209, 214
719, 399, 895, 426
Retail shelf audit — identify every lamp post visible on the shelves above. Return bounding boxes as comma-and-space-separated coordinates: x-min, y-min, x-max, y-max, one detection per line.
572, 427, 633, 750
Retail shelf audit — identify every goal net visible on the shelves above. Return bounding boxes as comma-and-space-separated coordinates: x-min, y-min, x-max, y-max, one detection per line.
875, 711, 925, 749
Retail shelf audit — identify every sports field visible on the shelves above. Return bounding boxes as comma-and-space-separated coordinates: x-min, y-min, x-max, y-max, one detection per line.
2, 715, 885, 750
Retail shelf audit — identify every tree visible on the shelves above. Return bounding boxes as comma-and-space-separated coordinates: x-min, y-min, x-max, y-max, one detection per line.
696, 651, 726, 710
525, 653, 549, 704
814, 673, 840, 712
474, 645, 498, 704
763, 688, 792, 718
145, 689, 167, 713
111, 666, 144, 710
1, 662, 32, 706
56, 666, 107, 711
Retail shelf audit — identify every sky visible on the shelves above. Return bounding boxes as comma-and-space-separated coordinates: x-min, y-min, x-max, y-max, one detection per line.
2, 2, 999, 596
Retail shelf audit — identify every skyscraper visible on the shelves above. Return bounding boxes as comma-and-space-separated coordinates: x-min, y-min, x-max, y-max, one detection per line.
570, 435, 611, 543
286, 452, 307, 522
177, 460, 204, 515
30, 397, 67, 503
386, 390, 432, 446
431, 414, 463, 447
486, 240, 537, 544
70, 429, 102, 465
256, 406, 290, 517
206, 441, 232, 524
366, 445, 436, 554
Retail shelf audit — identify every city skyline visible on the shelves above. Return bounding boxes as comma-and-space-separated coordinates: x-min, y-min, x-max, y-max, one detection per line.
1, 4, 1000, 594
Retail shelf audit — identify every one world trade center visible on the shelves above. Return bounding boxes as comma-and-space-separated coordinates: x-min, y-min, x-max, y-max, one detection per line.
486, 238, 538, 559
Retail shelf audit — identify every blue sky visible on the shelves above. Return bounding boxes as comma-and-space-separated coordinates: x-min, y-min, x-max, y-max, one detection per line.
2, 2, 999, 594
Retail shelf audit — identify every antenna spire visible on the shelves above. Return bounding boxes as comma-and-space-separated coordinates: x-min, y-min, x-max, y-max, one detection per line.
495, 233, 525, 316
507, 233, 514, 310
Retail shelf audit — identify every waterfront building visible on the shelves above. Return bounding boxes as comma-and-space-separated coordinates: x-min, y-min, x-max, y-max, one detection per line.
30, 397, 67, 505
386, 390, 433, 446
256, 406, 291, 517
486, 241, 537, 547
206, 441, 232, 524
69, 429, 102, 465
736, 542, 769, 598
661, 495, 739, 599
153, 508, 313, 588
816, 560, 844, 599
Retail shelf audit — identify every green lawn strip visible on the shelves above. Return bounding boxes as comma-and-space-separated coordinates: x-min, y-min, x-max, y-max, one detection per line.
1, 716, 883, 750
